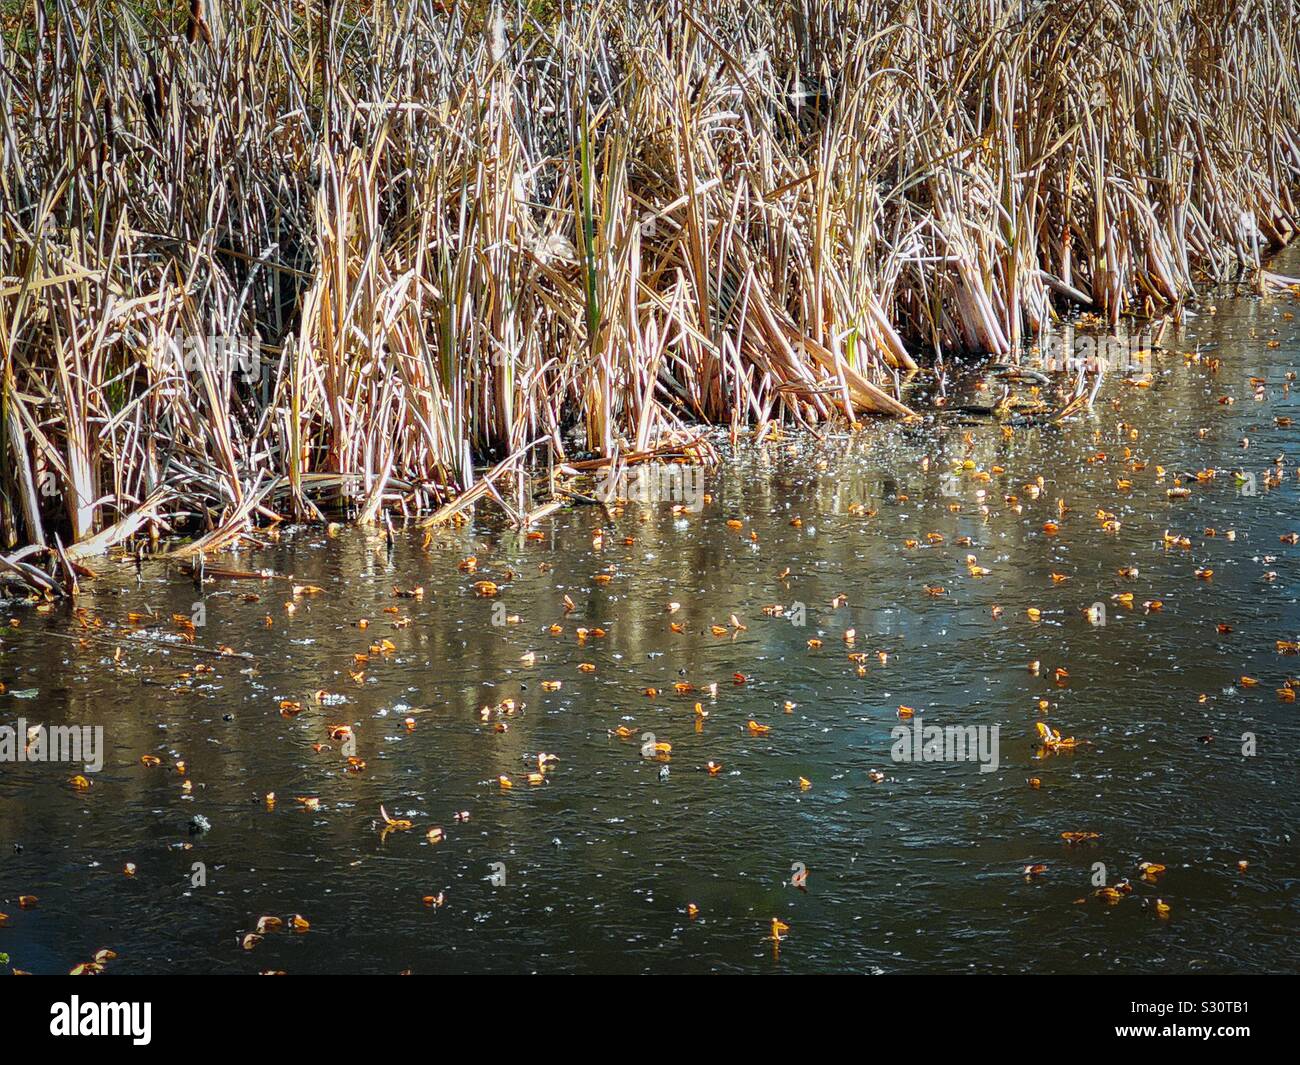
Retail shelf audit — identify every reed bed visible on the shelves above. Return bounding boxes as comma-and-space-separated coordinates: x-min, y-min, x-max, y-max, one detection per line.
1, 0, 1298, 570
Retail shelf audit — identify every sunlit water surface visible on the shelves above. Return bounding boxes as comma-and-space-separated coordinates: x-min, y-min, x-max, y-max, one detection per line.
3, 257, 1300, 974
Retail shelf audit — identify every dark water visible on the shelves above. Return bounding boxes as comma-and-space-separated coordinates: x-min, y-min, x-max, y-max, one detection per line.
3, 263, 1300, 974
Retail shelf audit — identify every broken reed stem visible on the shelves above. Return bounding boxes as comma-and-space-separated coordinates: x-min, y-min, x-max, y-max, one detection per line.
0, 0, 1297, 561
